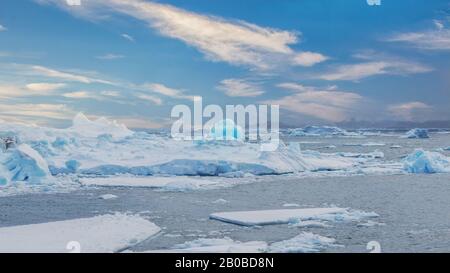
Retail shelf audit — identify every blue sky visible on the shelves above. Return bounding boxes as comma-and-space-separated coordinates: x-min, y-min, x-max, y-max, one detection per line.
0, 0, 449, 128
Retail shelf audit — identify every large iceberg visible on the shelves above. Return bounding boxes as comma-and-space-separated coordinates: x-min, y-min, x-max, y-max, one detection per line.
69, 113, 134, 139
0, 144, 51, 185
402, 128, 429, 139
287, 126, 359, 137
403, 149, 450, 173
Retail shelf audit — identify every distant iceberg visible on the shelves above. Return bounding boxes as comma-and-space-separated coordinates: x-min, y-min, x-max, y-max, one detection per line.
287, 126, 359, 137
402, 128, 429, 139
69, 113, 134, 139
403, 149, 450, 173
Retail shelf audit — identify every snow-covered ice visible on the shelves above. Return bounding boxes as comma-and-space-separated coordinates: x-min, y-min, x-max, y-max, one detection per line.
0, 213, 160, 253
210, 207, 378, 226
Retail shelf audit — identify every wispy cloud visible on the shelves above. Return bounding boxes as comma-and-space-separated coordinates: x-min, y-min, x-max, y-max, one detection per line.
315, 52, 432, 81
36, 0, 326, 70
217, 78, 264, 97
0, 24, 7, 32
386, 20, 450, 51
96, 53, 125, 60
265, 84, 363, 122
121, 33, 135, 42
0, 103, 74, 122
30, 65, 114, 84
141, 83, 194, 101
62, 91, 94, 99
388, 101, 432, 121
26, 82, 66, 92
135, 93, 163, 105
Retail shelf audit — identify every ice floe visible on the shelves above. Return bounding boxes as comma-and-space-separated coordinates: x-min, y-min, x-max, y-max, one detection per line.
148, 237, 268, 253
0, 213, 160, 253
267, 232, 340, 253
403, 149, 450, 173
147, 233, 340, 253
210, 207, 378, 226
402, 128, 429, 139
99, 194, 118, 200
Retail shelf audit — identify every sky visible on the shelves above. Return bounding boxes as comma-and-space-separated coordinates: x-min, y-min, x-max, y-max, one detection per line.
0, 0, 449, 128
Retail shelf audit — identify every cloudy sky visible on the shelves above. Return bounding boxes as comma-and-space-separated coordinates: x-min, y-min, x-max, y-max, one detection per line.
0, 0, 449, 128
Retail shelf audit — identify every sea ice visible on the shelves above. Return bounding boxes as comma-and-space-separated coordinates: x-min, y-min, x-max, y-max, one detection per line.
210, 207, 378, 226
0, 213, 160, 253
99, 194, 118, 200
403, 149, 450, 173
267, 232, 340, 253
148, 237, 268, 253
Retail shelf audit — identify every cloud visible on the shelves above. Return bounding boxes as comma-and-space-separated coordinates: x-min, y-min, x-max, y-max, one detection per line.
96, 53, 125, 60
292, 52, 328, 67
100, 90, 121, 97
217, 78, 264, 97
0, 24, 6, 32
62, 91, 94, 99
135, 93, 163, 105
141, 83, 194, 100
388, 101, 432, 121
30, 65, 114, 84
0, 103, 74, 121
26, 82, 66, 92
386, 20, 450, 50
36, 0, 326, 70
315, 52, 432, 81
121, 33, 135, 42
265, 84, 363, 122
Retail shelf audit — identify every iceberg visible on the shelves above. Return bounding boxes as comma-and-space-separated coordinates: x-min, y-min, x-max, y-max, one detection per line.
0, 213, 160, 253
403, 149, 450, 173
69, 113, 134, 139
0, 144, 51, 185
403, 128, 429, 139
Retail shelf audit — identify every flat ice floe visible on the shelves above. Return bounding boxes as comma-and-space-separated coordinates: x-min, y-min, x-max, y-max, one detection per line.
0, 213, 160, 253
210, 207, 378, 226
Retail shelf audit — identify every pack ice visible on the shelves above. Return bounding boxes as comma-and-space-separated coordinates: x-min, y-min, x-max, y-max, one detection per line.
287, 126, 359, 137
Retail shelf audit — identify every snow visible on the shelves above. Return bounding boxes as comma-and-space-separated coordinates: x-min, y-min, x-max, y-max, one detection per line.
210, 207, 378, 226
287, 126, 359, 137
403, 128, 429, 139
267, 232, 340, 253
0, 213, 160, 253
99, 194, 118, 200
403, 149, 450, 173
